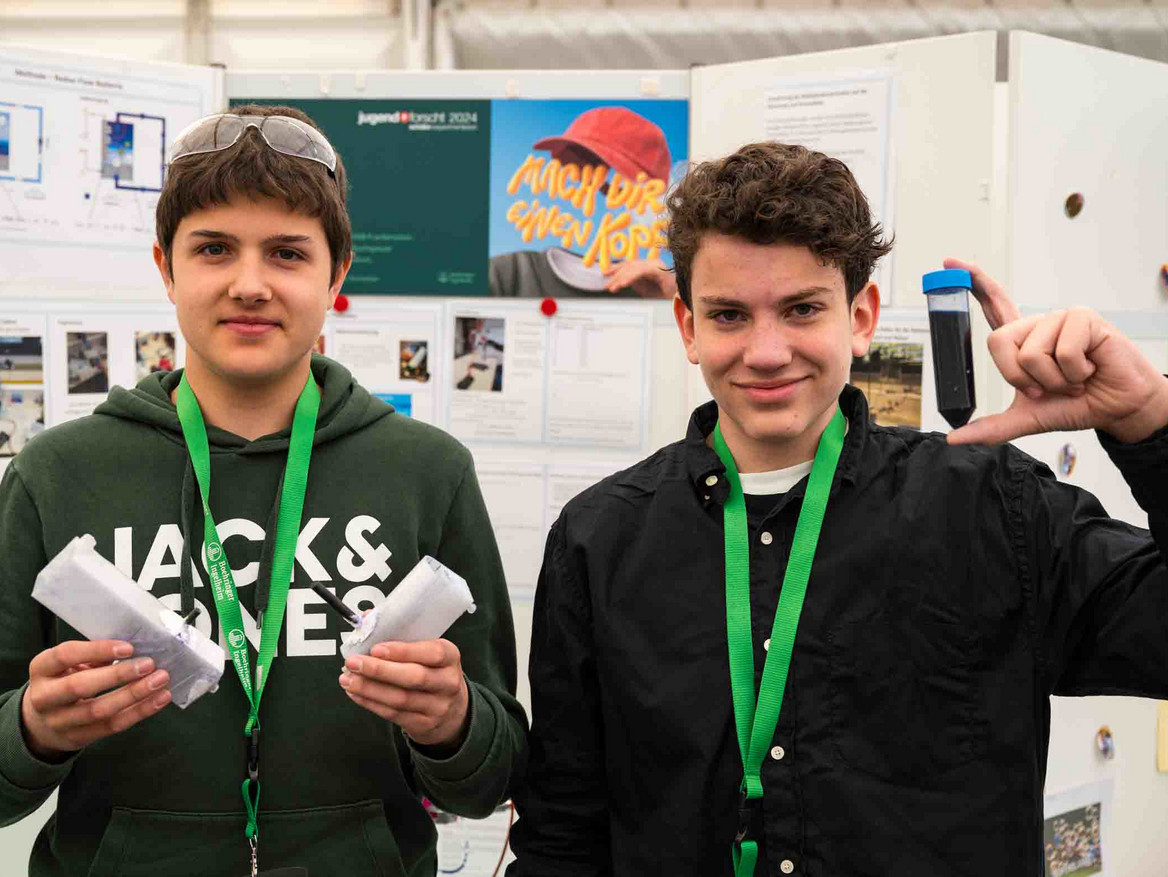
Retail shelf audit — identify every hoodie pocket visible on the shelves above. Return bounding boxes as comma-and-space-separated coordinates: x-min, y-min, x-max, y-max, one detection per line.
87, 799, 416, 877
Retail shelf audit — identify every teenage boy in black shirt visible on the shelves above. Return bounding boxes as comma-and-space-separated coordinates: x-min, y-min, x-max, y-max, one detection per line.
508, 142, 1168, 876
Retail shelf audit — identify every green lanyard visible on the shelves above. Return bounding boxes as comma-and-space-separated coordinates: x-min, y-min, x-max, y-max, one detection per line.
712, 406, 845, 877
175, 371, 320, 861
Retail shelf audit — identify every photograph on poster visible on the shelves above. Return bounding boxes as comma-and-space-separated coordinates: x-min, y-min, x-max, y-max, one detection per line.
372, 392, 413, 417
0, 389, 45, 457
453, 318, 504, 392
1043, 780, 1113, 877
489, 99, 688, 299
135, 331, 176, 380
66, 332, 109, 394
850, 340, 923, 428
399, 340, 430, 382
1044, 803, 1103, 877
0, 336, 44, 384
101, 120, 134, 182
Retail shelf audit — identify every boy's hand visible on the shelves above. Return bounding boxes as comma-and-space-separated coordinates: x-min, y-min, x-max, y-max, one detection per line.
21, 640, 172, 760
945, 258, 1168, 446
340, 639, 470, 749
603, 258, 677, 298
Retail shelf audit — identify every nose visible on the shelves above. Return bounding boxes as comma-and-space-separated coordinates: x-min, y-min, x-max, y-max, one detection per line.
740, 315, 794, 372
227, 251, 272, 305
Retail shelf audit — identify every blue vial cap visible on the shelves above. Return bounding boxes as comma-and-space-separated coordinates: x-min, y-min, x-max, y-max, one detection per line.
922, 269, 972, 294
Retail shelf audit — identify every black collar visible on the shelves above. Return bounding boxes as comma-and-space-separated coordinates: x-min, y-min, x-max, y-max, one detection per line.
683, 385, 870, 504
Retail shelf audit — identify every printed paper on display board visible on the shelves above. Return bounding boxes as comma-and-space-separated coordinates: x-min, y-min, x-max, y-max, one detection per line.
326, 304, 442, 425
0, 313, 49, 462
763, 72, 896, 302
474, 461, 546, 598
850, 314, 929, 431
475, 459, 634, 598
445, 300, 651, 450
0, 46, 219, 292
229, 95, 688, 300
47, 311, 184, 425
447, 304, 547, 444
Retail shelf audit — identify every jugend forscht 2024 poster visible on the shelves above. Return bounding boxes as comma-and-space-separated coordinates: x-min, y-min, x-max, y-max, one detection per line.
234, 97, 688, 297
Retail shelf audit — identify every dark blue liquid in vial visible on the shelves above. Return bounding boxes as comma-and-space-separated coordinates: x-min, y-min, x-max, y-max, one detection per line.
928, 309, 976, 428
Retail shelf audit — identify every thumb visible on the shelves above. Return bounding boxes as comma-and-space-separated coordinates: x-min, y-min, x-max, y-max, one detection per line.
946, 408, 1039, 446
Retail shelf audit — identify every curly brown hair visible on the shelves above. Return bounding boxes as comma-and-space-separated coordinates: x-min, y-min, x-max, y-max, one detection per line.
156, 104, 351, 282
667, 142, 892, 308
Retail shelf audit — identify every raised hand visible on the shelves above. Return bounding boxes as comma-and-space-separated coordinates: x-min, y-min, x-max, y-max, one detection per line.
603, 258, 677, 298
945, 257, 1168, 445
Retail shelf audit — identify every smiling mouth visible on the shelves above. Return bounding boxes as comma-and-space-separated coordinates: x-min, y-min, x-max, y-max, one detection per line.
737, 377, 806, 390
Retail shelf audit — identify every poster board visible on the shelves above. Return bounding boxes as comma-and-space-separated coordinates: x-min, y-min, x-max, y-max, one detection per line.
0, 43, 224, 297
1007, 32, 1168, 315
690, 31, 998, 312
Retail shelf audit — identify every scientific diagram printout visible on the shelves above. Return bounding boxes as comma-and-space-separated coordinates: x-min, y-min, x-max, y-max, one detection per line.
0, 46, 219, 292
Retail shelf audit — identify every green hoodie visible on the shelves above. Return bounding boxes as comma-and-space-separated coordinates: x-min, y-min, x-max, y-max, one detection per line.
0, 356, 527, 877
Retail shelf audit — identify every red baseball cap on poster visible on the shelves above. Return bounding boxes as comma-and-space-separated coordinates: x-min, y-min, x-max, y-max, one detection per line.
533, 106, 672, 183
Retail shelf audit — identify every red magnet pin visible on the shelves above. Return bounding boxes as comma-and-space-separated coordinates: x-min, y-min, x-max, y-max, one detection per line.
540, 297, 558, 317
333, 294, 350, 313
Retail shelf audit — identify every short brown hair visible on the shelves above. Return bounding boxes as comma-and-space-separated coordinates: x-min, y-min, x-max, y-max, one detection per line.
667, 142, 892, 308
156, 104, 351, 281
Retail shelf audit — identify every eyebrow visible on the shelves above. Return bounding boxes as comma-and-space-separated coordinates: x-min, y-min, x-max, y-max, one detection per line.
187, 230, 314, 246
697, 287, 834, 308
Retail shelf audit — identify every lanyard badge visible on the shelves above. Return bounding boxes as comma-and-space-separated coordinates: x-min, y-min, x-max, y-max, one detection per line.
176, 372, 320, 876
713, 407, 845, 877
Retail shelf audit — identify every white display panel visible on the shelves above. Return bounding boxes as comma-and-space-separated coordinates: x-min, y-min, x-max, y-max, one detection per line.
0, 44, 223, 295
691, 32, 997, 311
1008, 32, 1168, 314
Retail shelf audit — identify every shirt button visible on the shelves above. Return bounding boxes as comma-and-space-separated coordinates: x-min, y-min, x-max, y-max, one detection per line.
763, 638, 771, 651
771, 745, 785, 761
705, 475, 718, 487
760, 531, 773, 545
781, 860, 795, 874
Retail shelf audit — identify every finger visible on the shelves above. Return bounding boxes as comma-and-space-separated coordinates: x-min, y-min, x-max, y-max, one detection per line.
370, 639, 460, 669
29, 658, 156, 711
1053, 307, 1099, 385
69, 688, 173, 748
30, 641, 134, 679
943, 257, 1021, 329
987, 317, 1044, 396
47, 669, 169, 731
1017, 311, 1080, 394
344, 690, 410, 724
339, 673, 452, 712
946, 406, 1042, 446
343, 655, 461, 695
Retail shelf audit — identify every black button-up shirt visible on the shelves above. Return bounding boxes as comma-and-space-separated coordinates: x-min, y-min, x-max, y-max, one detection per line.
508, 386, 1168, 876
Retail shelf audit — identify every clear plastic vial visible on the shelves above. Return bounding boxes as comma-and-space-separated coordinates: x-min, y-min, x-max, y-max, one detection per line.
923, 269, 976, 429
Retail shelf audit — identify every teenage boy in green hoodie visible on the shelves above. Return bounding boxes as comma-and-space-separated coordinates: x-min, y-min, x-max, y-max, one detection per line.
0, 105, 527, 877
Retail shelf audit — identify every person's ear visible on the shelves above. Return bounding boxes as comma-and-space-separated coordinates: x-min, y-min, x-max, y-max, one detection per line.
673, 293, 700, 365
153, 242, 175, 304
327, 251, 354, 308
850, 283, 881, 357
